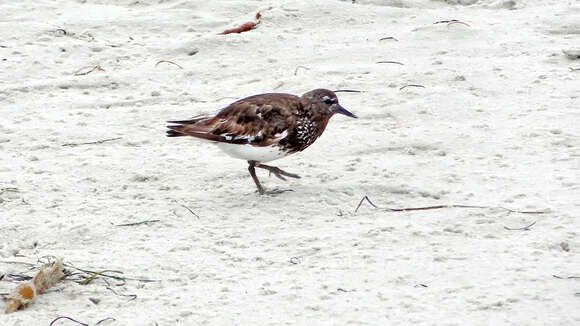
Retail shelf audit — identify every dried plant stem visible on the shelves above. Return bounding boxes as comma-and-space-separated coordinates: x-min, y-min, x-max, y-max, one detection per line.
49, 316, 89, 326
62, 137, 122, 147
400, 84, 425, 90
333, 90, 362, 93
377, 61, 404, 65
354, 195, 549, 215
49, 316, 115, 326
294, 65, 310, 75
116, 219, 160, 227
74, 65, 105, 76
77, 269, 124, 285
180, 204, 200, 218
155, 60, 183, 69
433, 19, 471, 27
553, 275, 580, 279
66, 264, 160, 283
96, 317, 116, 325
504, 221, 537, 231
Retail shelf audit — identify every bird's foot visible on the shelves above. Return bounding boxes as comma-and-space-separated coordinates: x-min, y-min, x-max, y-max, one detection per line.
258, 164, 301, 181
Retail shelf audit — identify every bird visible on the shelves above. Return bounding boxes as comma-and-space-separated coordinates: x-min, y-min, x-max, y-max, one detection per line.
166, 88, 357, 194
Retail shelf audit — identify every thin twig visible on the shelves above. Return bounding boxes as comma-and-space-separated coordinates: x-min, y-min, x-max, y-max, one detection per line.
354, 195, 549, 215
180, 204, 200, 219
77, 269, 124, 285
569, 67, 580, 72
294, 65, 310, 76
55, 28, 68, 36
66, 263, 160, 283
116, 219, 160, 227
0, 187, 18, 195
504, 221, 537, 231
49, 316, 89, 326
399, 84, 425, 90
334, 89, 362, 93
155, 60, 184, 69
377, 61, 404, 65
0, 260, 36, 267
62, 137, 122, 147
447, 21, 471, 28
74, 65, 105, 76
95, 318, 116, 325
553, 275, 580, 279
4, 274, 33, 282
434, 19, 471, 27
106, 286, 137, 301
379, 36, 398, 41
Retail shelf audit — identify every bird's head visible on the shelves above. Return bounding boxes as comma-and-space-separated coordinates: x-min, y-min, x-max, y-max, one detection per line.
301, 89, 357, 119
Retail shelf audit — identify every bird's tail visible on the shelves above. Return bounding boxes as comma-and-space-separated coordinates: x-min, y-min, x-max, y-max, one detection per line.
166, 115, 209, 137
166, 129, 186, 137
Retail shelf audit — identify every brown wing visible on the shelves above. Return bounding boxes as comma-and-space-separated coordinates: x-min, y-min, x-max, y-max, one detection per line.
166, 93, 302, 146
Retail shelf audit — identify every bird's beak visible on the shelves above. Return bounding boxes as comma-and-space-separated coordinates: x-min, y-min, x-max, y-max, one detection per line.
333, 105, 357, 118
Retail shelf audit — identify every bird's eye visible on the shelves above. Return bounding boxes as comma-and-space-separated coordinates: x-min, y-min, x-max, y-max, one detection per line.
321, 96, 335, 105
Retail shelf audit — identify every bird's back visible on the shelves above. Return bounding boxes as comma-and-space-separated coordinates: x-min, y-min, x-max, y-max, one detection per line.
167, 93, 303, 147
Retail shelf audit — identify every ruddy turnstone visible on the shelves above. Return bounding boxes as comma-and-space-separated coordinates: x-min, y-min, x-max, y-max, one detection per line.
167, 88, 357, 194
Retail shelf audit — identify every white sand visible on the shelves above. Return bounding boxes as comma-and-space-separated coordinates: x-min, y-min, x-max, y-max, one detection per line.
1, 0, 579, 325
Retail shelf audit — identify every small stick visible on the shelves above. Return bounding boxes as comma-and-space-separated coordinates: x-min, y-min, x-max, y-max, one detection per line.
379, 36, 398, 41
116, 219, 160, 227
553, 275, 580, 279
434, 20, 471, 27
74, 65, 105, 76
66, 264, 160, 283
399, 84, 425, 90
155, 60, 184, 69
0, 260, 36, 267
49, 316, 89, 326
447, 21, 471, 28
0, 187, 18, 196
355, 195, 379, 212
62, 137, 122, 147
77, 269, 124, 285
504, 221, 537, 231
377, 61, 404, 65
434, 20, 455, 24
5, 274, 33, 282
354, 195, 549, 214
294, 65, 310, 76
106, 286, 137, 301
569, 67, 580, 72
334, 89, 362, 93
180, 204, 200, 219
55, 28, 68, 36
95, 318, 116, 325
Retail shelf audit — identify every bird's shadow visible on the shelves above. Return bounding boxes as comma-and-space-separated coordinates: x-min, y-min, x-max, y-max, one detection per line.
259, 188, 295, 196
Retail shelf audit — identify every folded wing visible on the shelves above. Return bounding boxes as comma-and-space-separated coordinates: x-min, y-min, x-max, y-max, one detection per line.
166, 93, 302, 146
